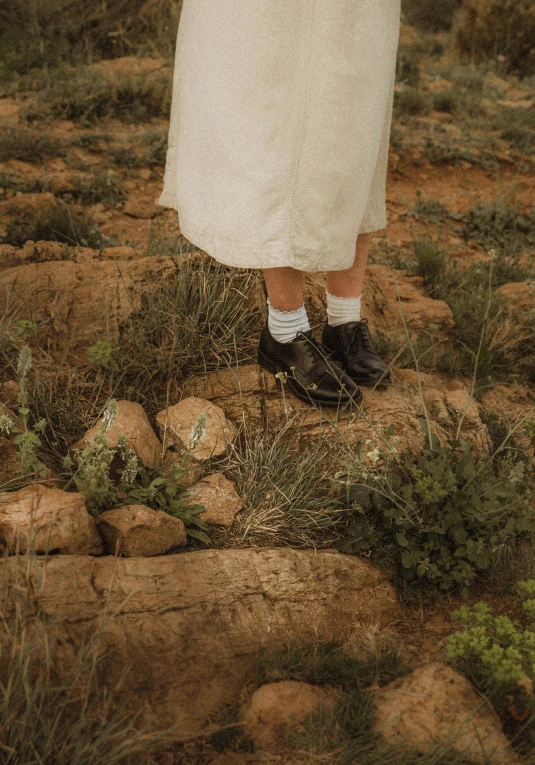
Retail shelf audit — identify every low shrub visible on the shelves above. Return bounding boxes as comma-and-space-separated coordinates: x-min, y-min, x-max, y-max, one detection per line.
402, 0, 462, 32
394, 87, 431, 117
2, 201, 106, 249
445, 581, 535, 748
21, 66, 172, 126
336, 427, 535, 601
70, 169, 126, 205
460, 198, 535, 258
409, 236, 535, 384
0, 0, 182, 75
0, 127, 64, 163
433, 89, 457, 114
454, 0, 535, 77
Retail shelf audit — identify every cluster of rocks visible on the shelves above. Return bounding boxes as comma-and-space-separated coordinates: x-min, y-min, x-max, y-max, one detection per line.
240, 663, 518, 763
0, 396, 244, 557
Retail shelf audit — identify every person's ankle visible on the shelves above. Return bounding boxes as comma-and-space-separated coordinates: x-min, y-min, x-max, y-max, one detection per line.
267, 299, 311, 343
326, 291, 362, 327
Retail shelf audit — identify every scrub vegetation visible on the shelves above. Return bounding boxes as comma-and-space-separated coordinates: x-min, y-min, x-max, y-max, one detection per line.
1, 0, 535, 762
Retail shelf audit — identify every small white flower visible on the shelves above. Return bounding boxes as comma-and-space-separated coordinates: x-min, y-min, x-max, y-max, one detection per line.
0, 414, 15, 435
366, 447, 381, 464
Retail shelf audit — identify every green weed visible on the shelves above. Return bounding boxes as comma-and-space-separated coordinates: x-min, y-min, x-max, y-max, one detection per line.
62, 399, 209, 541
445, 581, 535, 750
336, 425, 535, 601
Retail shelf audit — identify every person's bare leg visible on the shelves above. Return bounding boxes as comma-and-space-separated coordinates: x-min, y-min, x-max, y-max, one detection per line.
262, 266, 304, 311
326, 233, 371, 297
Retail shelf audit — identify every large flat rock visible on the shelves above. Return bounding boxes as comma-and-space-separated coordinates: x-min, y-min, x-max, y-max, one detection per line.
0, 548, 400, 733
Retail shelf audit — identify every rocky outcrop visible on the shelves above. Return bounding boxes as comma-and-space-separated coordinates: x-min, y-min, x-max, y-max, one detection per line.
373, 662, 518, 764
0, 250, 181, 357
0, 484, 103, 554
0, 549, 401, 733
181, 364, 491, 458
0, 245, 455, 361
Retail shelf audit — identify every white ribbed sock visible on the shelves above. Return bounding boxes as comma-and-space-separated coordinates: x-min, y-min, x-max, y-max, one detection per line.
267, 299, 311, 344
326, 291, 362, 327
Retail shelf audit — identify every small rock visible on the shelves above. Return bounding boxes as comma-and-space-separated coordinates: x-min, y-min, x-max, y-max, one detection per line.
0, 484, 103, 555
423, 389, 451, 426
96, 504, 187, 556
123, 196, 163, 219
241, 680, 337, 751
156, 397, 235, 462
162, 451, 203, 487
373, 662, 519, 764
101, 245, 137, 260
77, 400, 163, 469
187, 473, 244, 528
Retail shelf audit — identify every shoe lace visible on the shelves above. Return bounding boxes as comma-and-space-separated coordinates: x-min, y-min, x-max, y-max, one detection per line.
350, 319, 374, 353
296, 331, 334, 369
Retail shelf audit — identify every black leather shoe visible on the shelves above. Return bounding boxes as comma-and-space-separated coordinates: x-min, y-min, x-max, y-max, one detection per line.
322, 319, 390, 387
258, 322, 362, 407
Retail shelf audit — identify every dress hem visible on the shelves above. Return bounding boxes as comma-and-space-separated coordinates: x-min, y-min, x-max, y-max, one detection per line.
155, 198, 387, 272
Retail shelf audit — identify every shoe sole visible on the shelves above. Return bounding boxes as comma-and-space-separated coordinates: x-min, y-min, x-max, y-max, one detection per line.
257, 349, 362, 408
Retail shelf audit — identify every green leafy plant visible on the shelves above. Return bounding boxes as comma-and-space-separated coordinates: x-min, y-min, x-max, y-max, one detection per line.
63, 399, 119, 513
445, 581, 535, 730
336, 425, 535, 600
64, 400, 209, 543
0, 345, 49, 481
125, 463, 210, 544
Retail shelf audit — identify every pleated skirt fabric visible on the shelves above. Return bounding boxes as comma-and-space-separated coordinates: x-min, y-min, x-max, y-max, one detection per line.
157, 0, 401, 272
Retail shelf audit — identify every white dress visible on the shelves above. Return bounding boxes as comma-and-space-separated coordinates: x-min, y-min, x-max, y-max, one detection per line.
158, 0, 401, 272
